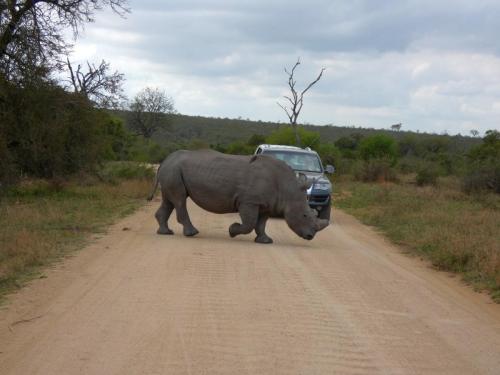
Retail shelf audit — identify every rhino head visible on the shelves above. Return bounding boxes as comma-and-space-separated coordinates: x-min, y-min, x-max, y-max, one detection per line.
283, 174, 329, 240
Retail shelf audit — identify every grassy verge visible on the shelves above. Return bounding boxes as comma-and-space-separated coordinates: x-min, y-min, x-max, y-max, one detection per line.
0, 163, 154, 301
333, 176, 500, 302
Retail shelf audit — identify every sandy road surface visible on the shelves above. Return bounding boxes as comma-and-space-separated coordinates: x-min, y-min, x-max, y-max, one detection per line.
1, 200, 500, 375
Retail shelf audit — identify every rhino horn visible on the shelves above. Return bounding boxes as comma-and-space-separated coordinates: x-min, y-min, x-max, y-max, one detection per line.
315, 218, 329, 232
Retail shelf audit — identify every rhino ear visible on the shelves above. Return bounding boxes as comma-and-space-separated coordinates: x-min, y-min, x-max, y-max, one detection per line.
297, 173, 312, 191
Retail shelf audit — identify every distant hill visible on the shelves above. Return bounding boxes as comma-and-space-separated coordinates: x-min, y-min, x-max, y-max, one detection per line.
114, 111, 480, 153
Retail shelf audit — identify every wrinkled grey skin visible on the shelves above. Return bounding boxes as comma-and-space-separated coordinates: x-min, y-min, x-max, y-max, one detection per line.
148, 150, 329, 244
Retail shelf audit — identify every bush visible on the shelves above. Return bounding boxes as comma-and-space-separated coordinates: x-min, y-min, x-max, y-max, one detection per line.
226, 141, 254, 155
316, 143, 341, 167
128, 137, 172, 163
98, 162, 155, 184
266, 126, 320, 148
359, 134, 398, 166
463, 130, 500, 194
398, 156, 420, 174
463, 161, 500, 194
0, 78, 121, 182
355, 159, 397, 183
416, 165, 440, 186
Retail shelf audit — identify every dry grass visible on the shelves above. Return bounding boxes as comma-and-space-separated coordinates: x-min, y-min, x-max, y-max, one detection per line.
0, 177, 151, 300
334, 176, 500, 301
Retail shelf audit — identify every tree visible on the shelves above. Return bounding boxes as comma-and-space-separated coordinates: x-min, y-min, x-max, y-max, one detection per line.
129, 87, 175, 138
277, 58, 325, 146
0, 0, 128, 81
359, 134, 398, 165
390, 123, 402, 131
470, 129, 480, 138
66, 58, 125, 108
266, 126, 320, 149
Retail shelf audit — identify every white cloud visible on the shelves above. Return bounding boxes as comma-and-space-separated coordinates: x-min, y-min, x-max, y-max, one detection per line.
67, 0, 500, 134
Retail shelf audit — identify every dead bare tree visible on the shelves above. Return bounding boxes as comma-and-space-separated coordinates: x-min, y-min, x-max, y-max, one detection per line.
277, 58, 325, 146
0, 0, 129, 81
66, 58, 125, 108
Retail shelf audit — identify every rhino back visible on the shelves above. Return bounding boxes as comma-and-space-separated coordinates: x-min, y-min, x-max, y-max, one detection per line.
159, 150, 300, 215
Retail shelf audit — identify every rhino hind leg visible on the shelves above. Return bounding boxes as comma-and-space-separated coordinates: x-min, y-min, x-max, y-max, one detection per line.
174, 198, 199, 237
155, 200, 174, 235
229, 204, 258, 238
255, 214, 273, 244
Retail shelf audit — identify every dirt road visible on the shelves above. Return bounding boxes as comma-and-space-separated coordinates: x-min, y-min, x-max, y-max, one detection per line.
1, 200, 500, 374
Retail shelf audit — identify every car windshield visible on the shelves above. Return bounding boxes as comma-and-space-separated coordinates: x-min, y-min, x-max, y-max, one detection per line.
264, 150, 323, 173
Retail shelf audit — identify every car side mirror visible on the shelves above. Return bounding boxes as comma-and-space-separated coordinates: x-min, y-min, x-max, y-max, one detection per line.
325, 165, 335, 174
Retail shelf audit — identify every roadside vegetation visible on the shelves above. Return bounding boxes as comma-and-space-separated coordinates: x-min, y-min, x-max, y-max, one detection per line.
334, 176, 500, 302
0, 163, 154, 301
1, 0, 497, 303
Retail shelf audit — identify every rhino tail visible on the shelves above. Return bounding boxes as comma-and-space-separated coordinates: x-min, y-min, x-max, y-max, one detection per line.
147, 165, 161, 201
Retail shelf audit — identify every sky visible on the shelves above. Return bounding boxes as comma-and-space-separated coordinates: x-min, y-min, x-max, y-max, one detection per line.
70, 0, 500, 135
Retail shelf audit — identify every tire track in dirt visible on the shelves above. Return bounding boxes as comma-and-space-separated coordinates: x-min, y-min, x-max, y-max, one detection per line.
0, 200, 499, 374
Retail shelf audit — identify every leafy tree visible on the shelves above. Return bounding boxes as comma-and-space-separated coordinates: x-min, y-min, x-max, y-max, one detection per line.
0, 77, 115, 178
398, 134, 421, 157
266, 126, 320, 149
246, 133, 266, 147
359, 134, 398, 165
316, 143, 341, 166
129, 87, 175, 138
463, 130, 500, 194
226, 141, 253, 155
334, 133, 364, 159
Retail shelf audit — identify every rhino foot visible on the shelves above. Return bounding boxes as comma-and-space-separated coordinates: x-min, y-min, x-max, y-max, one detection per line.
229, 223, 239, 238
255, 235, 273, 244
183, 227, 199, 237
157, 228, 174, 235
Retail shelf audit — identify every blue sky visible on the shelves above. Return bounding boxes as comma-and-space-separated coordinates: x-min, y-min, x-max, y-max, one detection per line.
70, 0, 500, 135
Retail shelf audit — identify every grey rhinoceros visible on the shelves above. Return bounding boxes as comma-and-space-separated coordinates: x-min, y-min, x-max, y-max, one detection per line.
148, 149, 329, 244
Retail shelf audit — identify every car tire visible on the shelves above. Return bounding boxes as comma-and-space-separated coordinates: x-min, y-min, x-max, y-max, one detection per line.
317, 203, 331, 221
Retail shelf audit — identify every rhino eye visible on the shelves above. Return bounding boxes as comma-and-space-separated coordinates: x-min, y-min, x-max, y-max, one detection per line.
303, 214, 307, 218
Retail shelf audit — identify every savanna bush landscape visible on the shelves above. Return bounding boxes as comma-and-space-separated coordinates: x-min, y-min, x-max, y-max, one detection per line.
0, 0, 498, 303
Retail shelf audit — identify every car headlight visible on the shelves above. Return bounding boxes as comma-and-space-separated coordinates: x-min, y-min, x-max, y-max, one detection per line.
314, 180, 331, 191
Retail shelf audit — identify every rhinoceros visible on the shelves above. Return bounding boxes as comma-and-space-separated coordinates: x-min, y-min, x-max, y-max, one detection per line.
148, 149, 329, 244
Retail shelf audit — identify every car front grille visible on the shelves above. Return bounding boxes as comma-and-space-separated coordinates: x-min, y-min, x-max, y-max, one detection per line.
308, 195, 329, 204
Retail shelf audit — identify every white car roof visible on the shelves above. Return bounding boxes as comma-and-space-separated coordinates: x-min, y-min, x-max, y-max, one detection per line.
257, 144, 317, 154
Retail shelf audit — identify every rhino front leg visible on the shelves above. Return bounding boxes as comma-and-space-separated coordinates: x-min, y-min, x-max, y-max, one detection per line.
229, 204, 258, 238
175, 199, 199, 237
155, 200, 174, 235
255, 213, 273, 244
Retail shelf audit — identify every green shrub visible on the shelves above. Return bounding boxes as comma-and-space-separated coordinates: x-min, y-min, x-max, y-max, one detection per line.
416, 165, 440, 186
98, 162, 155, 183
128, 137, 171, 163
316, 143, 341, 167
225, 141, 254, 155
398, 156, 420, 174
463, 130, 500, 194
354, 159, 397, 183
246, 133, 266, 147
0, 78, 120, 181
266, 126, 320, 148
359, 134, 398, 166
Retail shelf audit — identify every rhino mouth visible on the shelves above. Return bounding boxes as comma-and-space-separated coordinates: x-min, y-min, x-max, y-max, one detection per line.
301, 232, 315, 240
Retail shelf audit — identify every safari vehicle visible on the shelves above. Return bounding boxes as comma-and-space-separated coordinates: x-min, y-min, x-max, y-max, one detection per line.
254, 144, 334, 220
